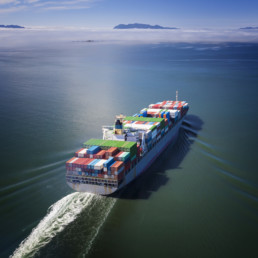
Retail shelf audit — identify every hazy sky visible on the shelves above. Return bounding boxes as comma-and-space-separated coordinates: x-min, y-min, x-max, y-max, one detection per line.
0, 0, 258, 28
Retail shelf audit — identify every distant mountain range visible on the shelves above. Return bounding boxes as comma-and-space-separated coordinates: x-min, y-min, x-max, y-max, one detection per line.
114, 23, 178, 29
240, 26, 258, 30
0, 25, 24, 29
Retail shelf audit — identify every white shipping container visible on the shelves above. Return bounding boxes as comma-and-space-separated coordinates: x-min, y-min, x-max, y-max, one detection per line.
168, 110, 179, 118
78, 148, 87, 158
130, 123, 153, 130
94, 159, 106, 170
146, 108, 163, 113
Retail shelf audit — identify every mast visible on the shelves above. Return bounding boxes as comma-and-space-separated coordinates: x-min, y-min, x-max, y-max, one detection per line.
176, 90, 178, 101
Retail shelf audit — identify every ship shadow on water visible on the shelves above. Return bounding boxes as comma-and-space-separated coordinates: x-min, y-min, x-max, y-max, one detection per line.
113, 114, 203, 200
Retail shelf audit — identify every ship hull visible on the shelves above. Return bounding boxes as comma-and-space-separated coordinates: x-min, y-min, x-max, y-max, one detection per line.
66, 118, 183, 195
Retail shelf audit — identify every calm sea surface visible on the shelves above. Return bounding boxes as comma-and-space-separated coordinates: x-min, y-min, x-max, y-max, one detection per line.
0, 42, 258, 257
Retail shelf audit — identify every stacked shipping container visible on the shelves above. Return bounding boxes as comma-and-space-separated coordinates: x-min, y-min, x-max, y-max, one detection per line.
67, 140, 137, 182
149, 100, 189, 117
66, 100, 189, 188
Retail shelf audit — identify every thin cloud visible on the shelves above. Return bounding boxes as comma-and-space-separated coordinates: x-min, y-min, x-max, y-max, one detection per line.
0, 0, 93, 13
0, 5, 25, 13
0, 0, 16, 5
44, 5, 90, 10
25, 0, 39, 3
0, 0, 19, 4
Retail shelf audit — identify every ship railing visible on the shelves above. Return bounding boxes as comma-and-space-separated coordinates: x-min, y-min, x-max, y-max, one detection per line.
102, 125, 114, 130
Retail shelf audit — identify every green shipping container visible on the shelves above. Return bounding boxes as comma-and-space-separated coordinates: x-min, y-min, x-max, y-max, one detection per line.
83, 139, 137, 158
84, 139, 106, 148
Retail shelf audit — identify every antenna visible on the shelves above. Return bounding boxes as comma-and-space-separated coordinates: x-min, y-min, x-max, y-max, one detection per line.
116, 114, 125, 121
176, 90, 178, 101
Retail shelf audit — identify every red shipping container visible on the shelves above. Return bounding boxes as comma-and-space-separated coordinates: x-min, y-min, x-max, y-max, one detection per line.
110, 161, 124, 172
106, 147, 119, 158
74, 158, 87, 169
66, 157, 78, 165
151, 104, 161, 109
96, 150, 106, 159
114, 151, 123, 161
75, 148, 85, 157
178, 107, 183, 112
93, 150, 105, 159
82, 158, 94, 171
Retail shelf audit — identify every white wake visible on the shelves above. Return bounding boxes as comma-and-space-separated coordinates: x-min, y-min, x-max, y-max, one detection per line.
11, 193, 98, 258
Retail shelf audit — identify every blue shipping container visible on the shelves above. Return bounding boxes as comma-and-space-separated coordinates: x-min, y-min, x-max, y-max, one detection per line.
87, 146, 101, 155
108, 160, 116, 171
88, 159, 100, 169
104, 157, 114, 168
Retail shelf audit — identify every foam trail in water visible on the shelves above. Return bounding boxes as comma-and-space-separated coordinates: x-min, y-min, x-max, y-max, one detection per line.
11, 192, 94, 258
82, 197, 116, 257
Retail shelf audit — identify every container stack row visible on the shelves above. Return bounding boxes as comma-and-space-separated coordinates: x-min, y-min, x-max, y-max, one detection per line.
66, 156, 124, 181
66, 100, 188, 186
139, 108, 180, 123
67, 140, 139, 181
84, 139, 137, 158
149, 100, 189, 117
122, 116, 170, 151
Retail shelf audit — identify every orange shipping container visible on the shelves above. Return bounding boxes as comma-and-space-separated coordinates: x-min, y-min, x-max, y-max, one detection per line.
110, 161, 124, 172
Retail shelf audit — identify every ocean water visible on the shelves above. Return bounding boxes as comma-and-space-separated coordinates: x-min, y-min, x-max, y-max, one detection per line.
0, 41, 258, 257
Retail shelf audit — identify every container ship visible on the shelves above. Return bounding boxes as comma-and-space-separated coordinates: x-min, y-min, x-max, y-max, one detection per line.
66, 97, 189, 195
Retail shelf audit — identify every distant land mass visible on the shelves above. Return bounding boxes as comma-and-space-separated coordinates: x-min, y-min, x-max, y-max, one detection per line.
240, 26, 258, 30
0, 25, 25, 29
72, 40, 96, 43
114, 23, 178, 29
